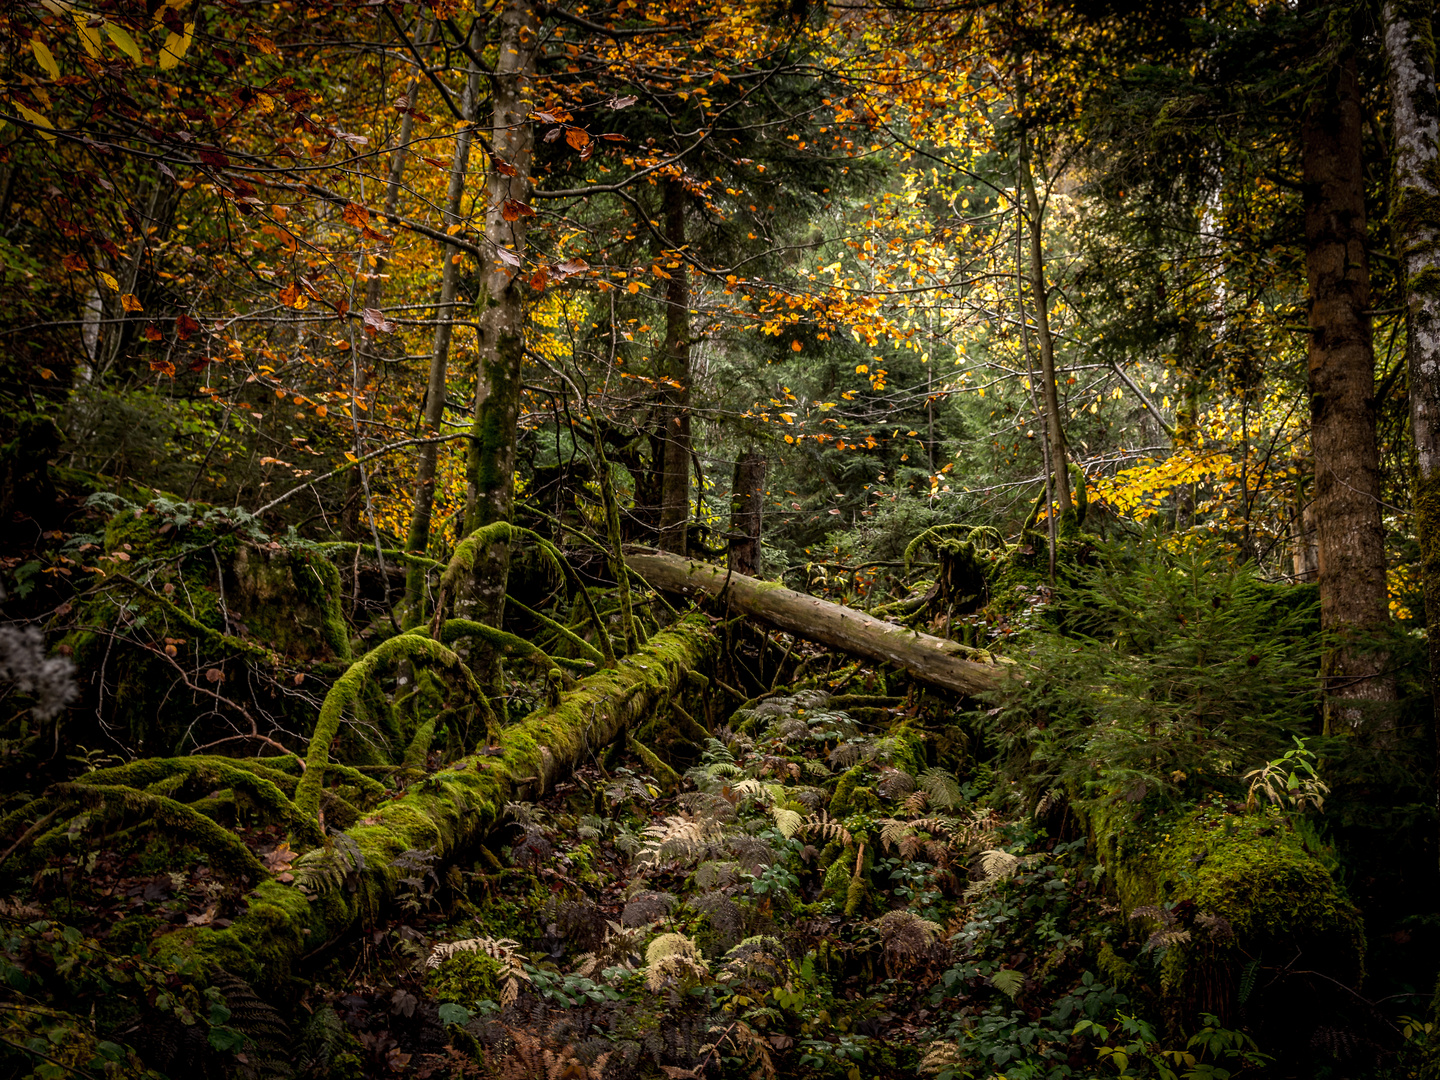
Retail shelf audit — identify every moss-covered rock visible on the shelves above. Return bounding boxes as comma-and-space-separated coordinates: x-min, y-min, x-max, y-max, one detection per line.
1090, 797, 1364, 1018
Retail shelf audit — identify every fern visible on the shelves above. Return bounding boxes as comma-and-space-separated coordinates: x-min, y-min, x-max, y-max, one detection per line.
990, 968, 1024, 1000
427, 936, 530, 1005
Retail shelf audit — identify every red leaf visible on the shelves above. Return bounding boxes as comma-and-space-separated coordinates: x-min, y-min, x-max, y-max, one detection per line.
362, 307, 394, 335
493, 159, 518, 177
175, 314, 201, 340
501, 198, 535, 221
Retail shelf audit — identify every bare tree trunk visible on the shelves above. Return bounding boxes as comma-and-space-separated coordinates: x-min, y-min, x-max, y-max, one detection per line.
348, 33, 428, 546
1302, 41, 1394, 731
626, 550, 1008, 697
658, 177, 691, 554
1017, 124, 1072, 526
728, 450, 765, 577
1383, 0, 1440, 810
402, 22, 479, 624
458, 0, 539, 678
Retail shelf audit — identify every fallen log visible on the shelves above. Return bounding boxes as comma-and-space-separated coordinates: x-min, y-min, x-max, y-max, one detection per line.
625, 549, 1009, 696
156, 615, 719, 990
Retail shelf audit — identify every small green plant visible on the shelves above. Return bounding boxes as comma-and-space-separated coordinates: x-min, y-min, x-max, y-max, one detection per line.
1243, 737, 1328, 815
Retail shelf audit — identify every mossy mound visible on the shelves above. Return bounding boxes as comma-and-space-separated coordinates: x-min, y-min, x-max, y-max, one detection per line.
62, 503, 351, 755
1091, 797, 1364, 1018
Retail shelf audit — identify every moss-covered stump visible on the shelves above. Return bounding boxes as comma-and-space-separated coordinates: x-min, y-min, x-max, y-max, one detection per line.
155, 615, 719, 993
1090, 797, 1364, 1021
63, 504, 351, 755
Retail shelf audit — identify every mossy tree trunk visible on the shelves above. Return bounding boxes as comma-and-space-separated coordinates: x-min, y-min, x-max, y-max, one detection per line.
159, 617, 718, 993
458, 0, 539, 679
1383, 0, 1440, 799
1302, 29, 1395, 732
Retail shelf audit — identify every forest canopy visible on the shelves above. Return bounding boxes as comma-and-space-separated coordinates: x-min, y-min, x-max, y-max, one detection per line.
0, 0, 1438, 1076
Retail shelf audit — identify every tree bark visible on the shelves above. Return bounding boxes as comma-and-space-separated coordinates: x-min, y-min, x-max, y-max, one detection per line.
728, 450, 766, 577
1302, 39, 1395, 730
459, 0, 539, 675
625, 550, 1009, 696
657, 176, 692, 554
158, 616, 719, 992
1017, 121, 1072, 526
1382, 0, 1440, 811
403, 21, 481, 624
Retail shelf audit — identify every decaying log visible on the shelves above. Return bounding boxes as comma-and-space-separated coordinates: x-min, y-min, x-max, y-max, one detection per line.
158, 615, 719, 990
625, 550, 1009, 696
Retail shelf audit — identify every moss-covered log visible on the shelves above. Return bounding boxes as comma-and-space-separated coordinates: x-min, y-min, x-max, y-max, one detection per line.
1090, 799, 1364, 1019
625, 549, 1010, 696
154, 615, 719, 991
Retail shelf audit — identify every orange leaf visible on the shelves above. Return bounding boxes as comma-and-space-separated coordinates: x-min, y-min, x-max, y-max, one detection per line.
342, 202, 369, 228
565, 127, 591, 150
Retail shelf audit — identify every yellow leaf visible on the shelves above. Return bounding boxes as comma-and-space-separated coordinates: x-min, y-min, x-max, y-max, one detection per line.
73, 14, 100, 56
343, 451, 358, 463
627, 281, 640, 294
106, 23, 143, 66
32, 38, 60, 80
779, 412, 795, 424
121, 293, 143, 312
98, 272, 119, 291
16, 103, 55, 143
855, 364, 868, 374
158, 23, 193, 71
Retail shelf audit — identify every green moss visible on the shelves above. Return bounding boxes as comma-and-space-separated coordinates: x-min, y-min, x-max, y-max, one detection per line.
829, 767, 879, 817
1089, 799, 1364, 1011
427, 949, 502, 1005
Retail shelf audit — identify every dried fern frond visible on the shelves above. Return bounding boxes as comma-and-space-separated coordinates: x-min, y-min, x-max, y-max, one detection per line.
919, 1041, 967, 1076
877, 768, 916, 800
1145, 928, 1192, 950
873, 910, 943, 974
794, 810, 852, 847
977, 849, 1020, 882
693, 860, 743, 891
621, 890, 675, 928
634, 814, 725, 869
643, 932, 709, 991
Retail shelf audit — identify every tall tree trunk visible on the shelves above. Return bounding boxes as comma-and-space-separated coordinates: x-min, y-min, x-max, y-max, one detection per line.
459, 0, 539, 676
1382, 0, 1440, 802
728, 450, 766, 576
1302, 41, 1394, 731
347, 36, 427, 547
657, 176, 692, 554
402, 22, 480, 625
1017, 127, 1073, 526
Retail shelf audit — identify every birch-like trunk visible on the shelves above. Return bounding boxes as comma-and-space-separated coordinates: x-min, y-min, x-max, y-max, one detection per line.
1382, 0, 1440, 779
